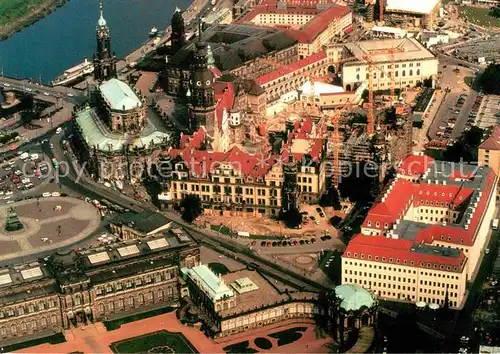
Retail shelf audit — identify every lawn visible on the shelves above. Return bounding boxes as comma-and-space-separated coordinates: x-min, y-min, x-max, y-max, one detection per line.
269, 326, 308, 346
110, 330, 198, 353
459, 6, 500, 28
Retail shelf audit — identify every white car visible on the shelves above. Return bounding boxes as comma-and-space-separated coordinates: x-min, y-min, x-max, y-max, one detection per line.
42, 192, 51, 197
66, 93, 74, 97
5, 191, 13, 196
3, 83, 10, 87
51, 192, 61, 197
6, 200, 14, 204
25, 87, 33, 92
43, 92, 50, 96
3, 196, 11, 200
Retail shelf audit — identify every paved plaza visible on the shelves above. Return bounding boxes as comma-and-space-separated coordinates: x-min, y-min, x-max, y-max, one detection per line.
0, 197, 100, 261
16, 312, 331, 354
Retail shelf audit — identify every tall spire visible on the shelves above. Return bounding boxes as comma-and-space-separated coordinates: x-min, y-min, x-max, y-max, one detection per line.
198, 17, 203, 42
98, 2, 107, 27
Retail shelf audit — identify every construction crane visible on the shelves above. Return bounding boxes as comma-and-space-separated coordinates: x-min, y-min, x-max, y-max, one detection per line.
363, 54, 375, 135
327, 101, 352, 188
379, 0, 384, 22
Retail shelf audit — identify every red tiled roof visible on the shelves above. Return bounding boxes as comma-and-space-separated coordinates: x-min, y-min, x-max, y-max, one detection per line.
237, 1, 322, 23
180, 128, 205, 149
363, 179, 414, 229
343, 234, 466, 272
363, 169, 497, 247
255, 51, 326, 85
238, 1, 351, 44
397, 154, 435, 176
170, 146, 278, 179
210, 67, 222, 78
284, 5, 351, 44
214, 82, 235, 128
414, 184, 473, 207
479, 126, 500, 150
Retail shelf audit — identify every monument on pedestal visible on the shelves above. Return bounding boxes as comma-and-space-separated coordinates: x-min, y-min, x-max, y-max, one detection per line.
5, 207, 24, 232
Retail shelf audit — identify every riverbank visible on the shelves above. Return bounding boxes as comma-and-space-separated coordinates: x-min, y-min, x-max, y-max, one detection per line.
0, 0, 68, 40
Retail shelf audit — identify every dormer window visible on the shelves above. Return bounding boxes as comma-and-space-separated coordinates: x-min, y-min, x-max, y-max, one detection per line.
367, 221, 372, 226
354, 253, 358, 258
347, 252, 351, 256
389, 258, 393, 263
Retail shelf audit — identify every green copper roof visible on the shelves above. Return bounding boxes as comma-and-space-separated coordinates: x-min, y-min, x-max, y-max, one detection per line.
74, 107, 171, 152
99, 78, 142, 111
335, 284, 375, 311
181, 264, 234, 301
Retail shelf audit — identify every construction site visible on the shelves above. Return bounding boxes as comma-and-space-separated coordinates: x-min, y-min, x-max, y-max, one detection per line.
246, 42, 416, 192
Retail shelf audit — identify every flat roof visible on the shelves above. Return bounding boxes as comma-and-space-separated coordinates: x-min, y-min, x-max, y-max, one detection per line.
220, 269, 287, 317
344, 38, 436, 65
386, 0, 439, 15
182, 264, 234, 301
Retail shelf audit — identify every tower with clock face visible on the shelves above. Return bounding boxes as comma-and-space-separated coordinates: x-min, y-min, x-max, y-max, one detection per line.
188, 41, 216, 133
93, 2, 117, 82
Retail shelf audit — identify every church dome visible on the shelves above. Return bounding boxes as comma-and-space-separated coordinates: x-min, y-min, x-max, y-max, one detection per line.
335, 284, 375, 311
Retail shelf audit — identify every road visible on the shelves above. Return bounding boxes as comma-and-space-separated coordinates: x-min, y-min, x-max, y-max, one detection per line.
0, 76, 81, 102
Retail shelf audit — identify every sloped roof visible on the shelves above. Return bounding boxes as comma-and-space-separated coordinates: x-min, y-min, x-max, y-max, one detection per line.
99, 78, 142, 111
479, 126, 500, 150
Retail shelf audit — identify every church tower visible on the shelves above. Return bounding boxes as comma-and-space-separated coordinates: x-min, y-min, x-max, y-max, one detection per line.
188, 21, 216, 133
171, 7, 185, 54
93, 2, 117, 82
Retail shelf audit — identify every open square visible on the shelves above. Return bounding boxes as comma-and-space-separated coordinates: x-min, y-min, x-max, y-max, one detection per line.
0, 197, 100, 261
110, 330, 199, 354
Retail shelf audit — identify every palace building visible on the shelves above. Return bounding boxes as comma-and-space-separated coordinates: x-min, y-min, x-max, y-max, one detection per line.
236, 0, 352, 58
341, 153, 498, 309
180, 264, 319, 337
339, 38, 439, 92
0, 221, 200, 346
158, 116, 326, 216
180, 264, 378, 347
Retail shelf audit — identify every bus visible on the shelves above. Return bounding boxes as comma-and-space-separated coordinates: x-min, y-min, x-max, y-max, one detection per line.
492, 219, 498, 230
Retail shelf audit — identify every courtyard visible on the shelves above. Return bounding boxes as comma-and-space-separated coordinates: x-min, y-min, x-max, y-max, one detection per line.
16, 312, 331, 354
0, 196, 100, 261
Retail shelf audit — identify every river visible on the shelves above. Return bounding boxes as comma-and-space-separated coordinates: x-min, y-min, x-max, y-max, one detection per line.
0, 0, 190, 84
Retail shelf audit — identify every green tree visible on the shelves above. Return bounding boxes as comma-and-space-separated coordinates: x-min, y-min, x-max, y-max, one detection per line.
320, 186, 341, 210
279, 208, 302, 228
180, 194, 203, 223
479, 64, 500, 94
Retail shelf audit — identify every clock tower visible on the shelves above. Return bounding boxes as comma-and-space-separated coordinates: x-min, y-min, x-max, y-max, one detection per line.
188, 36, 216, 133
93, 2, 117, 82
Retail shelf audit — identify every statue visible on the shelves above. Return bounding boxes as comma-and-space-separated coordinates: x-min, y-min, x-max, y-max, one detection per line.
5, 207, 24, 232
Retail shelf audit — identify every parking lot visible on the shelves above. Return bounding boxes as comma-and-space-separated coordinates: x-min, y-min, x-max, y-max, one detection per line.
475, 94, 500, 129
0, 151, 53, 204
429, 60, 479, 144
